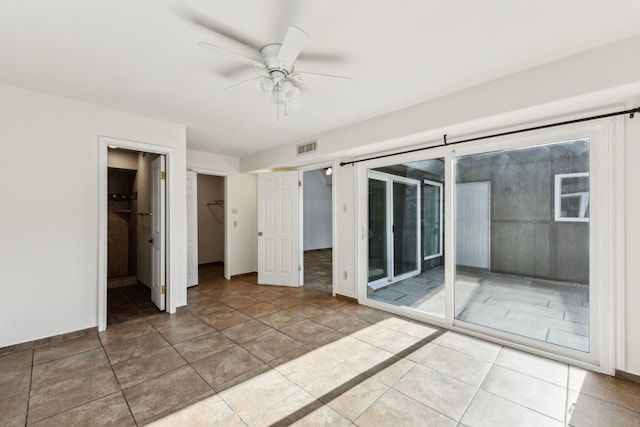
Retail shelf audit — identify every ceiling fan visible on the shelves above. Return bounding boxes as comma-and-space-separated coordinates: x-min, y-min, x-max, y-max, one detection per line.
188, 10, 352, 119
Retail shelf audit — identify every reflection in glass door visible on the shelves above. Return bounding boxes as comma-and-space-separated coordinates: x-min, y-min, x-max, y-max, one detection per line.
366, 160, 446, 317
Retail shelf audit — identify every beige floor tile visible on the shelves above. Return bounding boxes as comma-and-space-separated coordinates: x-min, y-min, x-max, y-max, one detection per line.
566, 390, 640, 427
481, 365, 566, 421
248, 390, 313, 426
174, 331, 236, 363
220, 370, 301, 421
33, 335, 101, 365
146, 394, 245, 427
221, 319, 274, 343
373, 357, 416, 386
103, 330, 169, 364
568, 366, 640, 412
289, 404, 351, 427
28, 367, 119, 423
123, 365, 212, 425
114, 347, 186, 389
419, 345, 492, 387
494, 347, 568, 387
461, 389, 563, 427
317, 336, 373, 362
326, 377, 388, 421
439, 332, 501, 362
351, 323, 422, 354
29, 392, 135, 427
393, 363, 477, 420
355, 388, 456, 427
276, 348, 343, 388
31, 348, 110, 389
376, 317, 442, 339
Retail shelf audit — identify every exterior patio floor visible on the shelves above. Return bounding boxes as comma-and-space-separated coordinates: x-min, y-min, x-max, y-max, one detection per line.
369, 267, 589, 352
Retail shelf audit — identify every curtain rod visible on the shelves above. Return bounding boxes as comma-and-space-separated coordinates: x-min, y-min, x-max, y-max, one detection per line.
339, 106, 640, 167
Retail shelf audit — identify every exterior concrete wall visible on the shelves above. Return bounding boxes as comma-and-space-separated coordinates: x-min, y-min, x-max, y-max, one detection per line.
457, 141, 589, 283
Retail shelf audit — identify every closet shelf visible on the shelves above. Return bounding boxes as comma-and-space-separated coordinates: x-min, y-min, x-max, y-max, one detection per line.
113, 209, 132, 213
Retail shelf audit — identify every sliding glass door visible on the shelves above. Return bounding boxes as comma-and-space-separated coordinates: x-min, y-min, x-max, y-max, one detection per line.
359, 120, 614, 368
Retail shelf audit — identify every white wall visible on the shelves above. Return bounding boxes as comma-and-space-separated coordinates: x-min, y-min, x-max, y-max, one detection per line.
303, 169, 332, 251
197, 174, 225, 264
238, 36, 640, 374
187, 149, 257, 276
0, 83, 187, 348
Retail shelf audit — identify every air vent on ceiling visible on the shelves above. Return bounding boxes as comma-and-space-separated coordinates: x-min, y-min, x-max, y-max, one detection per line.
296, 140, 317, 156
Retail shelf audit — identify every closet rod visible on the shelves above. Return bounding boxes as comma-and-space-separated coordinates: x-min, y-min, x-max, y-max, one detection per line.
339, 106, 639, 167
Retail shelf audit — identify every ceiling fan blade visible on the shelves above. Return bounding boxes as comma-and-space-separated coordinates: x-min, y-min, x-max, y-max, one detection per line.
277, 26, 309, 68
224, 76, 266, 91
298, 51, 349, 64
178, 6, 262, 51
197, 42, 266, 70
290, 71, 353, 82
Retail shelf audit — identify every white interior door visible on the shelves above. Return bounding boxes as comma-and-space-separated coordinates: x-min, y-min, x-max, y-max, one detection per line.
456, 181, 490, 268
151, 155, 166, 310
258, 171, 300, 287
186, 170, 198, 287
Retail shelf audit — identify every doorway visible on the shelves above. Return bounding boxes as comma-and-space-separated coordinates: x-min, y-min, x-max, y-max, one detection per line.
105, 148, 165, 325
99, 137, 173, 331
196, 173, 226, 283
302, 168, 334, 294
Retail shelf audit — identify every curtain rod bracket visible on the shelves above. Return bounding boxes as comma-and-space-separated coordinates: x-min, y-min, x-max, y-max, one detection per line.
630, 108, 639, 119
443, 134, 448, 145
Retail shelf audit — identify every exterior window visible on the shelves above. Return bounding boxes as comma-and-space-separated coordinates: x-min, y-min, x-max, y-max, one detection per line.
555, 173, 589, 222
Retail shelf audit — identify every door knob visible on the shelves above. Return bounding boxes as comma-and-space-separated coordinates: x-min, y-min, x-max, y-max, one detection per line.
258, 232, 263, 236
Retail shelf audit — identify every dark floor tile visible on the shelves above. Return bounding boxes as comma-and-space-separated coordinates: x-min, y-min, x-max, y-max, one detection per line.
287, 304, 327, 318
0, 350, 32, 373
31, 348, 110, 389
0, 392, 28, 426
280, 319, 345, 348
238, 301, 280, 318
192, 346, 265, 389
198, 310, 252, 330
29, 392, 135, 427
124, 366, 212, 425
113, 347, 186, 389
0, 369, 31, 400
33, 335, 101, 365
258, 310, 305, 329
241, 330, 306, 363
219, 295, 262, 309
174, 332, 236, 363
103, 330, 169, 365
220, 320, 274, 344
98, 320, 154, 346
159, 320, 214, 344
146, 311, 202, 331
28, 367, 119, 424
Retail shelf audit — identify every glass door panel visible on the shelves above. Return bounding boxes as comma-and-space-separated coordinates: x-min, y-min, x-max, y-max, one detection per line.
368, 177, 388, 283
366, 159, 445, 317
393, 181, 419, 278
454, 139, 590, 353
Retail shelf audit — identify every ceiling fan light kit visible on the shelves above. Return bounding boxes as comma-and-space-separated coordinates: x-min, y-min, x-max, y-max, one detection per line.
197, 20, 351, 121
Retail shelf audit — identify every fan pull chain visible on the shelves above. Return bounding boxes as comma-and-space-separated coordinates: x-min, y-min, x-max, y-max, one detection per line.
276, 86, 280, 122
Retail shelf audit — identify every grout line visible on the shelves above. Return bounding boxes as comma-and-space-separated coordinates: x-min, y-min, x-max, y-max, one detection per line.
23, 349, 35, 427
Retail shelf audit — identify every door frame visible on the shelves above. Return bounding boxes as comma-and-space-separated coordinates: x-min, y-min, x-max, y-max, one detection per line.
98, 136, 175, 331
188, 168, 230, 280
298, 161, 336, 296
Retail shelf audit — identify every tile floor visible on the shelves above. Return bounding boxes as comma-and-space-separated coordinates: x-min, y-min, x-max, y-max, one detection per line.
370, 266, 590, 352
1, 268, 639, 426
303, 248, 333, 294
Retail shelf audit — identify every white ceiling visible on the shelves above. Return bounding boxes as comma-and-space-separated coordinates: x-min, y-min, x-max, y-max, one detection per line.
2, 0, 639, 157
